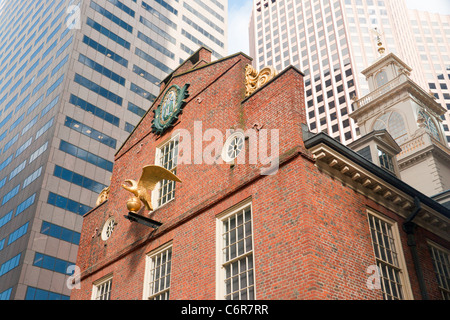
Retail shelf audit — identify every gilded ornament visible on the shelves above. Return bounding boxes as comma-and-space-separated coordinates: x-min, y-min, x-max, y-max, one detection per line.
245, 64, 277, 97
126, 196, 142, 212
122, 165, 182, 211
96, 187, 110, 206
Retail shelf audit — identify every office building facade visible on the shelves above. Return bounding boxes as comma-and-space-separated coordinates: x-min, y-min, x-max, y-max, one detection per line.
408, 9, 450, 146
248, 0, 449, 146
0, 0, 227, 300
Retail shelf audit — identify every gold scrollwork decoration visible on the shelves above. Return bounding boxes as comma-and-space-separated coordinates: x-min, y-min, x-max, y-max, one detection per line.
245, 64, 277, 97
96, 187, 110, 206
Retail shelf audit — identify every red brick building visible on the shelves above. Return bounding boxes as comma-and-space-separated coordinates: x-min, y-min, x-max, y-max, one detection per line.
70, 48, 450, 300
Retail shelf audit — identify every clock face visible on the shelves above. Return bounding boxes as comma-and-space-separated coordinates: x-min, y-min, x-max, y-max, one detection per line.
161, 88, 178, 123
152, 84, 189, 135
376, 71, 388, 87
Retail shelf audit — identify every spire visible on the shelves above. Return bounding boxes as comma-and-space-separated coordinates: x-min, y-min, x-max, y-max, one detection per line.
373, 27, 386, 56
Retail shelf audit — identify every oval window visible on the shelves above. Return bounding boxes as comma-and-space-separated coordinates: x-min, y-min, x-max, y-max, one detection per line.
101, 217, 116, 241
222, 132, 245, 163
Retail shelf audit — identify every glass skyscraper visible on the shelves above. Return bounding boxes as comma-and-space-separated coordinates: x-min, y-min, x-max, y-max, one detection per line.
248, 0, 449, 146
409, 9, 450, 145
0, 0, 227, 300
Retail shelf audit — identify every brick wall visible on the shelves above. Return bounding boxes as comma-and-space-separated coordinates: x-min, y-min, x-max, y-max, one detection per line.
71, 51, 449, 300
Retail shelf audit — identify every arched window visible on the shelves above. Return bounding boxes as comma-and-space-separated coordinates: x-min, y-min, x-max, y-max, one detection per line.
376, 70, 388, 87
373, 111, 408, 144
418, 110, 440, 141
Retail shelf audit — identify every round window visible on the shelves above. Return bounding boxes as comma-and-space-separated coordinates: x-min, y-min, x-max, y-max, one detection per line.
101, 217, 116, 241
222, 132, 245, 163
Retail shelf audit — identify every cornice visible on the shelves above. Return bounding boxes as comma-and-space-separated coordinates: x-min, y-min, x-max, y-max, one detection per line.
308, 142, 450, 241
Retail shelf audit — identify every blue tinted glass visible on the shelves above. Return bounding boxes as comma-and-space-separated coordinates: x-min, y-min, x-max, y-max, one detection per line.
86, 17, 130, 49
61, 168, 73, 181
47, 192, 57, 205
67, 199, 79, 213
54, 259, 67, 274
53, 165, 62, 178
71, 172, 83, 186
49, 224, 62, 238
72, 232, 80, 245
35, 289, 49, 300
33, 253, 43, 267
42, 255, 55, 270
40, 221, 51, 235
25, 287, 36, 300
55, 194, 67, 208
60, 228, 72, 243
48, 292, 60, 300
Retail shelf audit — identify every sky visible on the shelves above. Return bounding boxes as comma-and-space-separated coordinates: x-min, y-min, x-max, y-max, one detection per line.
227, 0, 450, 56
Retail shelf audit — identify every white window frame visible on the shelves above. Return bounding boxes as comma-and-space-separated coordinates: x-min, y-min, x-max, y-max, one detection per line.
216, 200, 255, 300
152, 135, 179, 210
143, 242, 173, 300
427, 240, 450, 300
367, 210, 413, 300
91, 274, 113, 300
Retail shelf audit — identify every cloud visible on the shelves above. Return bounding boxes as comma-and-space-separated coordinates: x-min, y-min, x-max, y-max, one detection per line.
227, 1, 253, 56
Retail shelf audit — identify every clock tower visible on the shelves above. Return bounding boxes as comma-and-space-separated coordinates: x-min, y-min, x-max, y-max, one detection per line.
350, 50, 450, 198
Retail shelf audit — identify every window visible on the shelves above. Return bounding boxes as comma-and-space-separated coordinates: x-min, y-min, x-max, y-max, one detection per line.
86, 18, 131, 50
92, 275, 113, 300
33, 252, 73, 274
132, 65, 160, 85
90, 2, 133, 33
373, 111, 408, 144
144, 243, 172, 300
69, 95, 120, 127
137, 32, 174, 60
377, 148, 395, 173
217, 202, 255, 300
59, 140, 113, 172
29, 142, 48, 163
53, 165, 107, 194
376, 71, 388, 87
0, 253, 21, 277
47, 192, 92, 216
357, 146, 372, 162
0, 288, 12, 300
418, 111, 440, 141
40, 221, 81, 245
130, 82, 156, 101
2, 184, 20, 205
428, 242, 450, 300
154, 137, 179, 208
135, 48, 172, 74
367, 212, 412, 300
64, 116, 117, 149
74, 73, 123, 106
15, 194, 36, 216
25, 287, 69, 300
101, 217, 116, 241
128, 102, 146, 117
221, 132, 245, 163
82, 35, 128, 67
23, 167, 43, 189
7, 222, 29, 245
